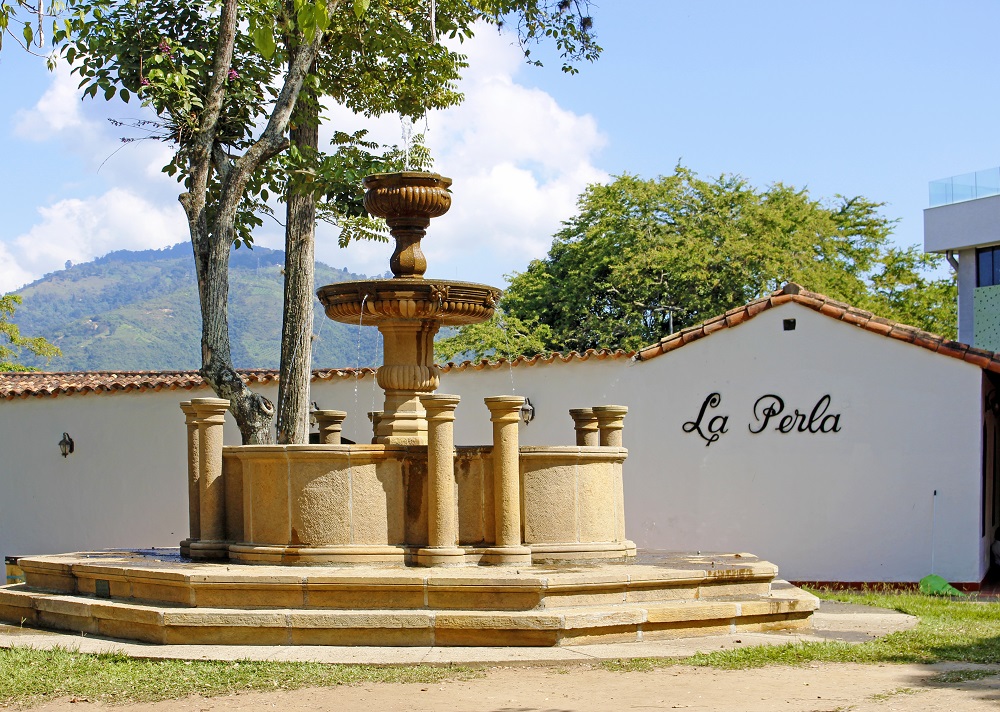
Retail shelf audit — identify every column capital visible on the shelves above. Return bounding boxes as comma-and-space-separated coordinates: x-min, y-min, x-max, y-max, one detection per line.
314, 410, 347, 445
593, 405, 628, 447
421, 394, 460, 419
191, 397, 230, 424
485, 395, 525, 423
180, 401, 198, 422
593, 404, 628, 422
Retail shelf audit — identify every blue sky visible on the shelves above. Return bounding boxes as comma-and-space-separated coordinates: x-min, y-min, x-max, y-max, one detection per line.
2, 0, 999, 294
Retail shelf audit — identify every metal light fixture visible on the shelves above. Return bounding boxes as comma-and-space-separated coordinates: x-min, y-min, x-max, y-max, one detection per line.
520, 397, 535, 425
58, 432, 74, 458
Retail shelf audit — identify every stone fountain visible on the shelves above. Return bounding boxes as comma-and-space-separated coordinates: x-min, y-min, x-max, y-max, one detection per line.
0, 172, 817, 646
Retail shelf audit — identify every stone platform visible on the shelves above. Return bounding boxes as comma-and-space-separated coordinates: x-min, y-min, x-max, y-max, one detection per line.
0, 550, 817, 647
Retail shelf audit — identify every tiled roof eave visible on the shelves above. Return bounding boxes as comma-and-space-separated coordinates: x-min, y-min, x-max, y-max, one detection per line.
0, 349, 635, 400
0, 367, 377, 400
635, 283, 1000, 375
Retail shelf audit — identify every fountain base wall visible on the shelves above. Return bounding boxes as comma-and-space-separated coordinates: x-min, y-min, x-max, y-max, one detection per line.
218, 444, 634, 565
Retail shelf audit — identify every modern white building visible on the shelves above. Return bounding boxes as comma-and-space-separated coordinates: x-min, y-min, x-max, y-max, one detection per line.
924, 166, 1000, 348
2, 285, 998, 587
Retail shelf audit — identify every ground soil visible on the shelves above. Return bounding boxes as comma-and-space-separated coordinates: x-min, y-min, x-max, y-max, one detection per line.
25, 662, 1000, 712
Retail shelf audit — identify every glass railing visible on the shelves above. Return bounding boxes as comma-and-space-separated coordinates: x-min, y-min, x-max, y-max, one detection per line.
929, 167, 1000, 206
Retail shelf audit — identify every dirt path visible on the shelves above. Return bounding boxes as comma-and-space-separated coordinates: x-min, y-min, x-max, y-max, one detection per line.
26, 662, 1000, 712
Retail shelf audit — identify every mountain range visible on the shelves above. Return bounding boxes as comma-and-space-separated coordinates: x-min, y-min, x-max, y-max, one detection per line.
11, 243, 384, 372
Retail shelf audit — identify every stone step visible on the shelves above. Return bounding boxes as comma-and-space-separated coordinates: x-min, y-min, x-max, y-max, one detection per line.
0, 584, 818, 647
15, 552, 778, 612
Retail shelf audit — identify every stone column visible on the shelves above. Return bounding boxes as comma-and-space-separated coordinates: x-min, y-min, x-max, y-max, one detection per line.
569, 408, 600, 446
482, 396, 532, 565
189, 397, 230, 560
593, 405, 628, 447
414, 395, 465, 566
314, 410, 347, 444
367, 411, 384, 444
179, 401, 200, 557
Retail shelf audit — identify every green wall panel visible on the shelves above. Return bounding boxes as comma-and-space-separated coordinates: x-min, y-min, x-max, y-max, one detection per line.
974, 284, 1000, 350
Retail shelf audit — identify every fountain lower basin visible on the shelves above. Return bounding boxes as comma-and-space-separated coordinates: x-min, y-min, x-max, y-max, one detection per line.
218, 444, 632, 565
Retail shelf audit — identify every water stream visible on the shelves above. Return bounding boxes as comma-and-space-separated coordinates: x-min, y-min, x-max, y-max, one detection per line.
494, 307, 517, 394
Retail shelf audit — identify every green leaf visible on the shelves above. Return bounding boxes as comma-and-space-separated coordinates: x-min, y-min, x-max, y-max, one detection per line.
251, 24, 276, 59
22, 20, 32, 45
353, 0, 370, 19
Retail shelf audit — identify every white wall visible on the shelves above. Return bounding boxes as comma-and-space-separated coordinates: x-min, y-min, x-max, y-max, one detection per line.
0, 390, 192, 556
616, 304, 985, 584
0, 305, 988, 584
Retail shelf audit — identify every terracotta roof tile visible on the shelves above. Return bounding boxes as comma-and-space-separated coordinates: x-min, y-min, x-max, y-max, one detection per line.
635, 282, 1000, 375
864, 320, 893, 336
0, 368, 376, 400
725, 309, 748, 327
439, 348, 633, 374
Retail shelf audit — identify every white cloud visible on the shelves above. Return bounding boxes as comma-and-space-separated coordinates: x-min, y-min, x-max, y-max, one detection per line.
0, 244, 34, 295
12, 66, 87, 139
2, 188, 187, 292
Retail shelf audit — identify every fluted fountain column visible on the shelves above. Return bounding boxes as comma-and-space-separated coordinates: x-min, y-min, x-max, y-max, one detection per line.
482, 396, 532, 565
188, 397, 230, 560
179, 401, 200, 557
415, 394, 465, 566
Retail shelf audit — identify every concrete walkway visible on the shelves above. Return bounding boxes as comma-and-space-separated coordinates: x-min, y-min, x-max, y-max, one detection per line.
0, 600, 915, 665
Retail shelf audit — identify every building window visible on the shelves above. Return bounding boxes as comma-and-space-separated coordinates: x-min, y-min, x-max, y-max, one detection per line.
976, 246, 1000, 287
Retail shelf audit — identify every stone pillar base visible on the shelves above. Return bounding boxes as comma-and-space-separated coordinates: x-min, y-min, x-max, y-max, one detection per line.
179, 538, 194, 558
413, 547, 466, 567
188, 540, 229, 560
479, 546, 532, 566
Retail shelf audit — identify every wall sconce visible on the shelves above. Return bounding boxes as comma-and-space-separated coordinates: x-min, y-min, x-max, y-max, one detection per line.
58, 432, 74, 458
521, 397, 535, 425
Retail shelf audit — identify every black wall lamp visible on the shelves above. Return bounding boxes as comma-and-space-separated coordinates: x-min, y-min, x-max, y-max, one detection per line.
58, 432, 74, 458
521, 397, 535, 425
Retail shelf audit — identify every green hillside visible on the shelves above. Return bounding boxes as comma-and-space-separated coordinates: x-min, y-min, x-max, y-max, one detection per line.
11, 243, 383, 371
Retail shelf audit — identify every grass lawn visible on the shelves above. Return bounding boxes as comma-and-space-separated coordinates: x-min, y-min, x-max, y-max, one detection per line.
0, 590, 998, 707
0, 650, 478, 707
601, 589, 1000, 671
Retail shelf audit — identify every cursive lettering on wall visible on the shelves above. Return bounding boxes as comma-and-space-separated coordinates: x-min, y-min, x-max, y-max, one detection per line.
684, 393, 842, 446
683, 392, 730, 446
749, 394, 842, 435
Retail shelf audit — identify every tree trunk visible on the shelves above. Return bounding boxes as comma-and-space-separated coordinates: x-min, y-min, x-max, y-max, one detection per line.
177, 0, 330, 444
193, 217, 276, 445
276, 85, 318, 445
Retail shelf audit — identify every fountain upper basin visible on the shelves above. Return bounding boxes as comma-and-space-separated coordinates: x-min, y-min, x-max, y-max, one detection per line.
317, 278, 501, 327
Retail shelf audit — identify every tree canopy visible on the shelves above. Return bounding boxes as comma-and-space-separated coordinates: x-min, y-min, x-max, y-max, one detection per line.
1, 295, 60, 372
437, 167, 957, 361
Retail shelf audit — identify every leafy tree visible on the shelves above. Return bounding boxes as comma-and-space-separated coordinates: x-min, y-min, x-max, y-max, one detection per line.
434, 312, 552, 362
50, 0, 599, 444
1, 295, 60, 371
440, 168, 957, 359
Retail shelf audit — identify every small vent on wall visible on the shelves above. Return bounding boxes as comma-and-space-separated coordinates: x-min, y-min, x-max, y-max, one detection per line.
783, 319, 797, 331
